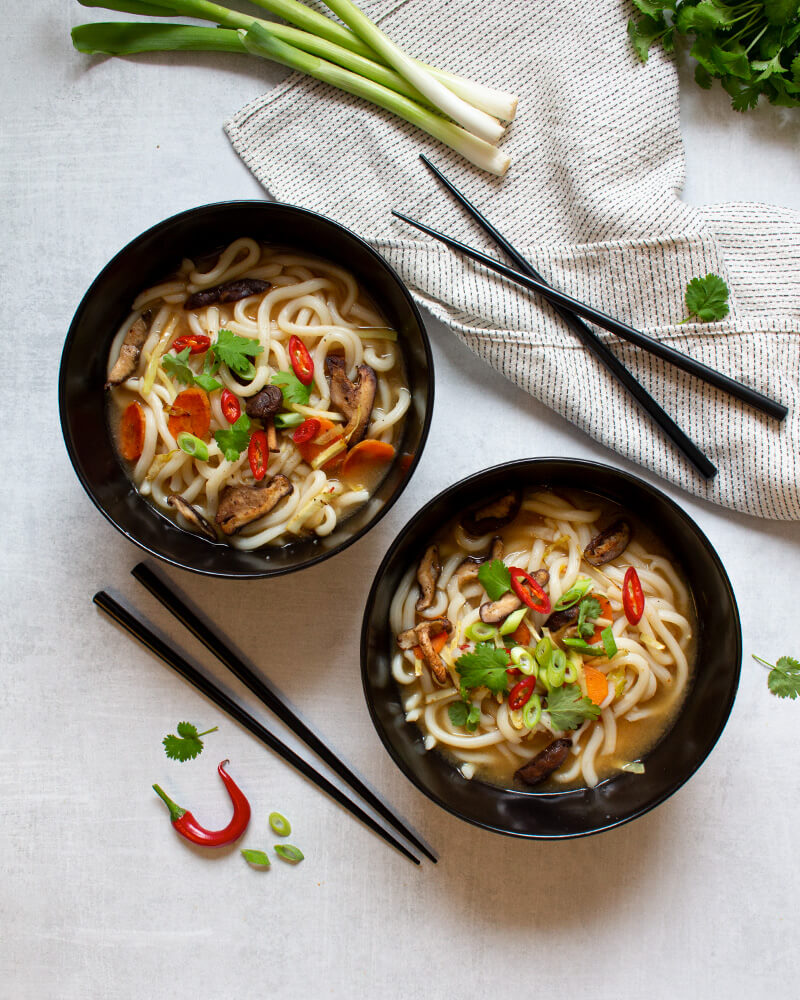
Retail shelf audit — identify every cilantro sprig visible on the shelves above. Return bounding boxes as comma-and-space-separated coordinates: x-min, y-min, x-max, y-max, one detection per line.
682, 274, 730, 323
628, 1, 800, 112
455, 643, 510, 695
162, 721, 218, 762
545, 684, 601, 731
214, 413, 251, 461
212, 328, 263, 379
161, 347, 222, 392
576, 596, 602, 639
753, 654, 800, 700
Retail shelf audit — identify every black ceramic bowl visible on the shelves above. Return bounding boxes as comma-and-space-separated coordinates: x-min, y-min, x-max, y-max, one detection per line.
59, 201, 433, 578
361, 459, 741, 839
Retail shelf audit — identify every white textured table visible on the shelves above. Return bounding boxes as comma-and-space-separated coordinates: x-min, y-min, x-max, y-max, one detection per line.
2, 6, 799, 998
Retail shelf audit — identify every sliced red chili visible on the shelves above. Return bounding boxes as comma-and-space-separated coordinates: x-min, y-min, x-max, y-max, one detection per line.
248, 430, 268, 481
622, 566, 645, 625
292, 418, 320, 444
509, 676, 536, 710
172, 333, 211, 355
220, 388, 241, 424
288, 335, 314, 386
506, 667, 522, 677
509, 567, 552, 615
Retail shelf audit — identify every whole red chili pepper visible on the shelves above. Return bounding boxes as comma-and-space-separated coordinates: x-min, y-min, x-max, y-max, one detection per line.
152, 760, 251, 847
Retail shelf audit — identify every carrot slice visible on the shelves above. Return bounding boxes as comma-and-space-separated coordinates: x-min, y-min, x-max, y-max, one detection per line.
590, 595, 614, 644
294, 417, 345, 472
119, 401, 146, 462
341, 439, 395, 487
412, 630, 449, 662
168, 387, 211, 440
510, 621, 531, 647
584, 665, 609, 706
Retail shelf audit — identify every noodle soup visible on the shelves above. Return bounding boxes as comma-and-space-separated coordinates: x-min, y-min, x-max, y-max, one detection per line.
391, 488, 696, 790
105, 238, 409, 551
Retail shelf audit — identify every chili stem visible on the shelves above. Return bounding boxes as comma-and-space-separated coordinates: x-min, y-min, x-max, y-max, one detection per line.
152, 783, 186, 821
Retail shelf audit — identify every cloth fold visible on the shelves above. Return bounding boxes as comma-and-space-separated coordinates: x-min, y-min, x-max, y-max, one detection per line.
225, 0, 800, 519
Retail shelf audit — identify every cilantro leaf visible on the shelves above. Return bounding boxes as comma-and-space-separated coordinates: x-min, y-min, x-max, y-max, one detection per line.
455, 643, 510, 695
214, 413, 251, 461
546, 684, 601, 731
448, 699, 481, 732
478, 559, 511, 601
212, 328, 263, 378
576, 595, 602, 639
683, 274, 730, 323
272, 370, 311, 406
754, 654, 800, 700
162, 347, 195, 386
241, 849, 271, 868
162, 721, 218, 762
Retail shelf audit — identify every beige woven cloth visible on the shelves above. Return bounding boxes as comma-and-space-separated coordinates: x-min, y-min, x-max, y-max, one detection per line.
226, 0, 800, 519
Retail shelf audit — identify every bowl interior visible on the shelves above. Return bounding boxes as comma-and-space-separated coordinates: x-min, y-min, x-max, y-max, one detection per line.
60, 201, 433, 577
361, 459, 741, 839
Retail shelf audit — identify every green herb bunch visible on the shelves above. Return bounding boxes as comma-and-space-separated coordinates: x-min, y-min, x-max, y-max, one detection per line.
628, 0, 800, 111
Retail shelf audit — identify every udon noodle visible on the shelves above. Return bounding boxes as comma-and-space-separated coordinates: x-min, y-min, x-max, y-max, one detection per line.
391, 489, 695, 789
106, 238, 409, 550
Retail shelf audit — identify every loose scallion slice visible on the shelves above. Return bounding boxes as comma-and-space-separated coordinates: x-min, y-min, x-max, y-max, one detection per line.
522, 692, 542, 730
241, 848, 271, 867
546, 648, 567, 688
601, 626, 618, 660
562, 637, 606, 657
534, 636, 554, 671
268, 812, 291, 837
621, 761, 645, 774
552, 577, 593, 612
509, 646, 536, 676
465, 621, 499, 642
499, 607, 527, 636
274, 844, 304, 863
274, 412, 305, 428
176, 431, 209, 461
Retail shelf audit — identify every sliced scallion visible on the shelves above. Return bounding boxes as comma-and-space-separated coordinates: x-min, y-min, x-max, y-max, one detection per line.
509, 646, 536, 677
274, 844, 304, 863
601, 626, 618, 660
274, 412, 305, 428
522, 693, 542, 730
176, 431, 209, 461
268, 812, 291, 837
465, 621, 499, 642
241, 848, 271, 867
552, 577, 593, 612
499, 606, 527, 636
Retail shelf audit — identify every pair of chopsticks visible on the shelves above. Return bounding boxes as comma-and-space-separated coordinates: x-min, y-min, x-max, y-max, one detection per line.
393, 156, 788, 481
93, 563, 435, 866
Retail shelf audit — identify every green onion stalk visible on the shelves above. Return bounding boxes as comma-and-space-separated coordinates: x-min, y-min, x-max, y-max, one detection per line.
72, 5, 511, 174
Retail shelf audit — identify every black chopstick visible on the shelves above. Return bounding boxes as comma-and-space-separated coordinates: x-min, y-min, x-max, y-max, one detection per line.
131, 562, 436, 864
418, 155, 718, 481
392, 208, 788, 424
92, 591, 422, 866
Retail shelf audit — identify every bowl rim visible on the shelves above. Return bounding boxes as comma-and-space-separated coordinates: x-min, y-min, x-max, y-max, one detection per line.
58, 199, 435, 579
360, 457, 742, 839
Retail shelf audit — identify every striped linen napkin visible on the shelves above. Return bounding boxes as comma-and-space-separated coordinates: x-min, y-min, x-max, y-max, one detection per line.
225, 0, 800, 520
